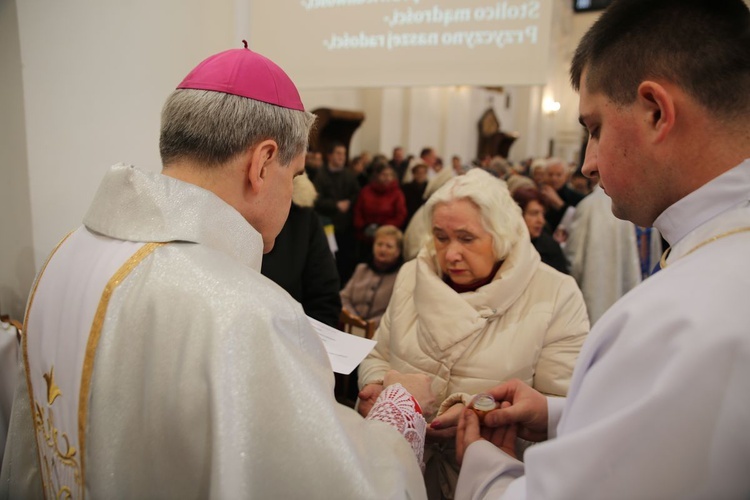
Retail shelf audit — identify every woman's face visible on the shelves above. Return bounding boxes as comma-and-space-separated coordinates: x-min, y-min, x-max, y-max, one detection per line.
377, 167, 395, 185
523, 200, 546, 239
432, 199, 497, 286
373, 235, 401, 267
532, 168, 546, 187
351, 159, 365, 173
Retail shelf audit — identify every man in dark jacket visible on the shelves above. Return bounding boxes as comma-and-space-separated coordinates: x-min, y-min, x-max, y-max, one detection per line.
313, 142, 360, 285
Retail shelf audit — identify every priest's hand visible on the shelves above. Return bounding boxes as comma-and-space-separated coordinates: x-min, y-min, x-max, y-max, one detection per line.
456, 402, 517, 466
483, 379, 549, 443
357, 383, 383, 417
384, 370, 436, 420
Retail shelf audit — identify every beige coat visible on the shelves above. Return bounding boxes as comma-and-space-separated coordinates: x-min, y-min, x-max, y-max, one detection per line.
359, 235, 589, 403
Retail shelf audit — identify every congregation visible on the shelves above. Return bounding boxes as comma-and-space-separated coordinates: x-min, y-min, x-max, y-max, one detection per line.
289, 139, 647, 334
2, 0, 748, 498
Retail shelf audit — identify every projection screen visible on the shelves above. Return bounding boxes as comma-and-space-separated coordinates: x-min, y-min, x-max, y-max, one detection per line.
247, 0, 553, 89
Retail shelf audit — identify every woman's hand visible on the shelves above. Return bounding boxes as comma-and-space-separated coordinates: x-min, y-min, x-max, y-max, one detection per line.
426, 403, 465, 442
383, 370, 436, 419
357, 383, 383, 417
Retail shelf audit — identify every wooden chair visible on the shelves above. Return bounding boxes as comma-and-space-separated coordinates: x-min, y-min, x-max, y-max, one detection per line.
335, 309, 376, 406
338, 308, 376, 340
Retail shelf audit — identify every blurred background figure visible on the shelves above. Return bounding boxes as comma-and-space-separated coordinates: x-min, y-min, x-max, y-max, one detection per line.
570, 168, 592, 197
403, 146, 439, 183
564, 185, 641, 325
512, 186, 570, 274
402, 165, 455, 261
529, 158, 547, 188
402, 162, 429, 227
487, 156, 512, 179
261, 173, 341, 327
505, 173, 536, 195
340, 225, 404, 329
358, 169, 589, 500
540, 158, 585, 235
304, 149, 323, 182
451, 155, 470, 176
635, 225, 664, 279
389, 146, 410, 181
348, 154, 370, 188
353, 163, 407, 262
313, 141, 360, 285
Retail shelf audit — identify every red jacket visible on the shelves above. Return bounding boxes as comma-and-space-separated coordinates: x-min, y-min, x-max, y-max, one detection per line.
353, 180, 407, 239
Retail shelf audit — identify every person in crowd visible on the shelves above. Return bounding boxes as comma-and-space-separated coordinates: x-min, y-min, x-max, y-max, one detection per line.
353, 162, 407, 261
403, 147, 439, 184
529, 158, 547, 188
512, 187, 570, 274
487, 156, 512, 179
401, 165, 456, 261
433, 156, 444, 173
313, 141, 360, 285
0, 46, 434, 499
564, 184, 641, 324
516, 158, 532, 177
570, 168, 592, 196
402, 162, 429, 226
261, 173, 341, 327
304, 149, 323, 181
348, 154, 370, 188
340, 225, 404, 329
358, 169, 589, 499
540, 158, 585, 233
635, 224, 664, 279
505, 173, 535, 195
421, 147, 439, 175
451, 155, 469, 176
359, 150, 373, 172
389, 146, 410, 181
456, 1, 750, 498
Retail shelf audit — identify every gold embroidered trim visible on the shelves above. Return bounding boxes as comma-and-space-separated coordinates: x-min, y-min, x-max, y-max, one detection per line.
23, 231, 75, 499
43, 367, 62, 405
660, 226, 750, 269
77, 242, 164, 493
34, 396, 80, 499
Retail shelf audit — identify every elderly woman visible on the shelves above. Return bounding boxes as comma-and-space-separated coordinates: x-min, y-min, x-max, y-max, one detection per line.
357, 168, 589, 500
340, 225, 404, 328
512, 186, 570, 274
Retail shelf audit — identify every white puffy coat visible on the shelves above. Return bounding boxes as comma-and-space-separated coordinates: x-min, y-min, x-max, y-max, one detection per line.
359, 235, 589, 404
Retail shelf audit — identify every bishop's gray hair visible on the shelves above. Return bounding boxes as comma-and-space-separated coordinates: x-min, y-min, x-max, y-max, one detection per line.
159, 89, 316, 167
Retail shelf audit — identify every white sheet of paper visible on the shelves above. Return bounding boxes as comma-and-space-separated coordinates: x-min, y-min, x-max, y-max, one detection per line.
307, 316, 377, 375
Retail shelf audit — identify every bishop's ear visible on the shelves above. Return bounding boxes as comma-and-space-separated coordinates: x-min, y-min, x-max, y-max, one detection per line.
247, 140, 279, 192
637, 80, 675, 142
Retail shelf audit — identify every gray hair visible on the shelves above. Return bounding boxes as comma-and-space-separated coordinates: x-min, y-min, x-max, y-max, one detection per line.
424, 168, 525, 261
159, 89, 316, 167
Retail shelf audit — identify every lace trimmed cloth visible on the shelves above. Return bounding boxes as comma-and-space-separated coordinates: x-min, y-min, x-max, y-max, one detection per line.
365, 383, 427, 468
